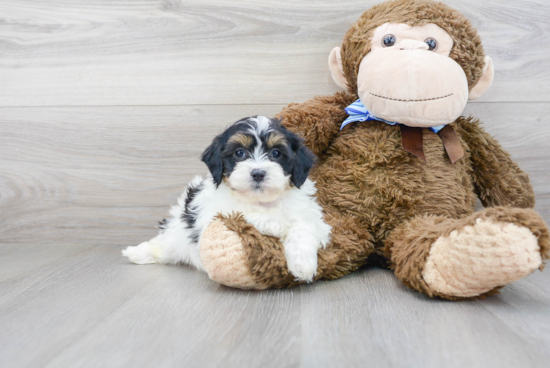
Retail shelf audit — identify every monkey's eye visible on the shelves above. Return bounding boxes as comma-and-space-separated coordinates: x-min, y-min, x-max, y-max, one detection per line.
382, 34, 396, 47
270, 149, 281, 158
235, 149, 246, 158
424, 37, 438, 51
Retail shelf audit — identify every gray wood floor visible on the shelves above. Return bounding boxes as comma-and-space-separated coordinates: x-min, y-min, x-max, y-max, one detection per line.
2, 243, 550, 368
1, 1, 550, 367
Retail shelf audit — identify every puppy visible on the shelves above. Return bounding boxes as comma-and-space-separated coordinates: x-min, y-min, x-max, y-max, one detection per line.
122, 116, 331, 282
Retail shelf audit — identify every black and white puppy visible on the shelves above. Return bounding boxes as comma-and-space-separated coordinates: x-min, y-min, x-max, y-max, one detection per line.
122, 116, 331, 282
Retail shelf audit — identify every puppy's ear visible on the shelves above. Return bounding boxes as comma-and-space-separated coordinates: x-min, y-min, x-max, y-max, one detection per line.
291, 141, 317, 188
270, 116, 283, 127
201, 135, 225, 187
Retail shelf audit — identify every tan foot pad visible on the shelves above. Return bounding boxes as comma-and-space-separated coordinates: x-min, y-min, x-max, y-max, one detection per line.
200, 218, 260, 289
423, 218, 542, 297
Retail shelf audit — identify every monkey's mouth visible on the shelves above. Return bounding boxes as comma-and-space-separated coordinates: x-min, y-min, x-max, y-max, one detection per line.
370, 92, 453, 102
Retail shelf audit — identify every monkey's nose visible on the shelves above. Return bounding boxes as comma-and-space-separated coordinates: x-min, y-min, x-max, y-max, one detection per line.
251, 169, 266, 183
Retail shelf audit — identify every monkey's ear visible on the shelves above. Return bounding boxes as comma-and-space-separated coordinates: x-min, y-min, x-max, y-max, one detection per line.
328, 47, 348, 90
469, 56, 494, 100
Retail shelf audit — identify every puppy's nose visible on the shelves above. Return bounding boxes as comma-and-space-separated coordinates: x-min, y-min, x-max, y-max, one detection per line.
251, 169, 266, 183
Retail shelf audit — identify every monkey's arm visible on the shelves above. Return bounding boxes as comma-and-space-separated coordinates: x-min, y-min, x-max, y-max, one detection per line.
458, 117, 535, 208
277, 91, 357, 156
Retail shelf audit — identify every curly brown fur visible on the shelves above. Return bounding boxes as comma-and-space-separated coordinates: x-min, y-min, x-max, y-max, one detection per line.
202, 0, 548, 298
384, 214, 502, 301
218, 213, 300, 289
341, 0, 486, 94
385, 207, 549, 300
280, 101, 546, 296
316, 213, 376, 280
310, 117, 477, 244
277, 91, 357, 156
456, 118, 536, 208
218, 211, 376, 288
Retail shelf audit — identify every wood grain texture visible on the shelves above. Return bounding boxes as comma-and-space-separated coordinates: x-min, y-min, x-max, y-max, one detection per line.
1, 243, 549, 368
300, 268, 550, 368
1, 1, 550, 367
0, 0, 549, 106
1, 103, 548, 245
0, 104, 284, 245
0, 243, 301, 368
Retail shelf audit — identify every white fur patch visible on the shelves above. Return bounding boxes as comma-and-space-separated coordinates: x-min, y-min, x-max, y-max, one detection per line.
122, 176, 331, 281
122, 117, 331, 282
251, 116, 272, 135
227, 160, 289, 203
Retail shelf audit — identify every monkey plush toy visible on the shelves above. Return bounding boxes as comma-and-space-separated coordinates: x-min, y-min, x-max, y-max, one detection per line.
198, 0, 549, 300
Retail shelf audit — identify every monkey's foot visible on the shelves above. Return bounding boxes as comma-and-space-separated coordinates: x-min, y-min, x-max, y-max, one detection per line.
423, 212, 545, 298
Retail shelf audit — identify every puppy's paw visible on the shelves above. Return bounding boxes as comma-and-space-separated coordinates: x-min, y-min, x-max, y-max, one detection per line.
247, 215, 286, 238
286, 250, 318, 283
259, 220, 286, 238
122, 239, 159, 265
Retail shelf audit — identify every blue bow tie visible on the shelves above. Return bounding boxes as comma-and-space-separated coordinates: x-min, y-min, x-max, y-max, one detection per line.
341, 99, 445, 133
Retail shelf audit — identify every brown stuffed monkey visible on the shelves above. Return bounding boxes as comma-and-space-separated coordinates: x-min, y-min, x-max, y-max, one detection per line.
199, 0, 549, 300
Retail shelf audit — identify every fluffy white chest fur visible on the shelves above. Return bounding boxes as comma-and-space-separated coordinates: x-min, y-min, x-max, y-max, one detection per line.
123, 176, 330, 282
122, 116, 331, 282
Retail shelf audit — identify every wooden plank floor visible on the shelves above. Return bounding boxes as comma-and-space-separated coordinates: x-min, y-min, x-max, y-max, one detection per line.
1, 243, 550, 368
1, 1, 550, 367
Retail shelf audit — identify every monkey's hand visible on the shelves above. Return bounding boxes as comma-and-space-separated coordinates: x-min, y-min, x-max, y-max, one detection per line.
458, 117, 535, 209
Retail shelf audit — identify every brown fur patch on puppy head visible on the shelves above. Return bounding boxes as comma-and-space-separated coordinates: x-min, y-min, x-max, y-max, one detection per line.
341, 0, 486, 93
228, 133, 253, 149
266, 132, 288, 149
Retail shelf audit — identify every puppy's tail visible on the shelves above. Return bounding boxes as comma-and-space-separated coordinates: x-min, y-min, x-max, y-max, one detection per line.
122, 235, 162, 264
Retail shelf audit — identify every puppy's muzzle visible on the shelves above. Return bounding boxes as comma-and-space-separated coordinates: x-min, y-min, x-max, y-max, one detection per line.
251, 169, 266, 183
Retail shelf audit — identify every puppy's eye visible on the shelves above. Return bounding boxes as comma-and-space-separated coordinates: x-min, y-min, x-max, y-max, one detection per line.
382, 34, 396, 47
424, 37, 437, 51
270, 149, 281, 158
235, 149, 245, 158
